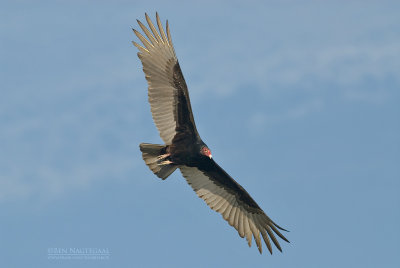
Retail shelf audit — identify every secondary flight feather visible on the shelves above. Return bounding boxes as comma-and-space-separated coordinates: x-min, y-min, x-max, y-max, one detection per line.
133, 13, 289, 254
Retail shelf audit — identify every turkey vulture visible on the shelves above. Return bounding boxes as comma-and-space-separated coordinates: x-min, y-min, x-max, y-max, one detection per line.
133, 13, 289, 254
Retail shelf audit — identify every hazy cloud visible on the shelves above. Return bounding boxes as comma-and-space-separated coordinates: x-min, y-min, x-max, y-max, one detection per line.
1, 1, 399, 203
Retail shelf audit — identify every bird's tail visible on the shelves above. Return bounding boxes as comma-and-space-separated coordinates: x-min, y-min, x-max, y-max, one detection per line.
139, 143, 177, 180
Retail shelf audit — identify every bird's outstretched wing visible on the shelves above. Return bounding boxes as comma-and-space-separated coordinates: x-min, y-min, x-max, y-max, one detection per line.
133, 13, 198, 144
180, 161, 289, 254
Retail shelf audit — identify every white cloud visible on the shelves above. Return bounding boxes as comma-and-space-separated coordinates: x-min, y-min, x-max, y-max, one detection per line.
187, 41, 399, 101
248, 98, 324, 134
173, 5, 400, 104
0, 54, 146, 204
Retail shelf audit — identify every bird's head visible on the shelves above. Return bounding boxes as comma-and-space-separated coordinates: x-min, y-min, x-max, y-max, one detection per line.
200, 145, 212, 159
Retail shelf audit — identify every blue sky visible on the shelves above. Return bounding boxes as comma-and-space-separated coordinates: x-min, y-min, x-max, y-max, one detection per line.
1, 0, 399, 267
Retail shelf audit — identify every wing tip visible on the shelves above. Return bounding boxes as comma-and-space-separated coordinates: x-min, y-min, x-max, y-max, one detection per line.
274, 222, 290, 232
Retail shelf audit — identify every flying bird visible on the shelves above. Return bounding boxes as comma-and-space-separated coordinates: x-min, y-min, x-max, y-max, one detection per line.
133, 13, 289, 254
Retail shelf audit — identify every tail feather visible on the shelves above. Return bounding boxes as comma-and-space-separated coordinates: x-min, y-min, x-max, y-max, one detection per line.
139, 143, 177, 180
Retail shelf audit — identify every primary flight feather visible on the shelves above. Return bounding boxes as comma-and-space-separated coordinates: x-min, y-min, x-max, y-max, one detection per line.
133, 13, 289, 254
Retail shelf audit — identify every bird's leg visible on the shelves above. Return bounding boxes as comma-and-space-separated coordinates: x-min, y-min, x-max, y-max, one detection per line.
157, 153, 173, 165
160, 160, 173, 165
157, 153, 170, 160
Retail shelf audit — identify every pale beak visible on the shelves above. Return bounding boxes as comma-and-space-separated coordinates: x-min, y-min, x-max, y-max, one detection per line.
209, 154, 212, 159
